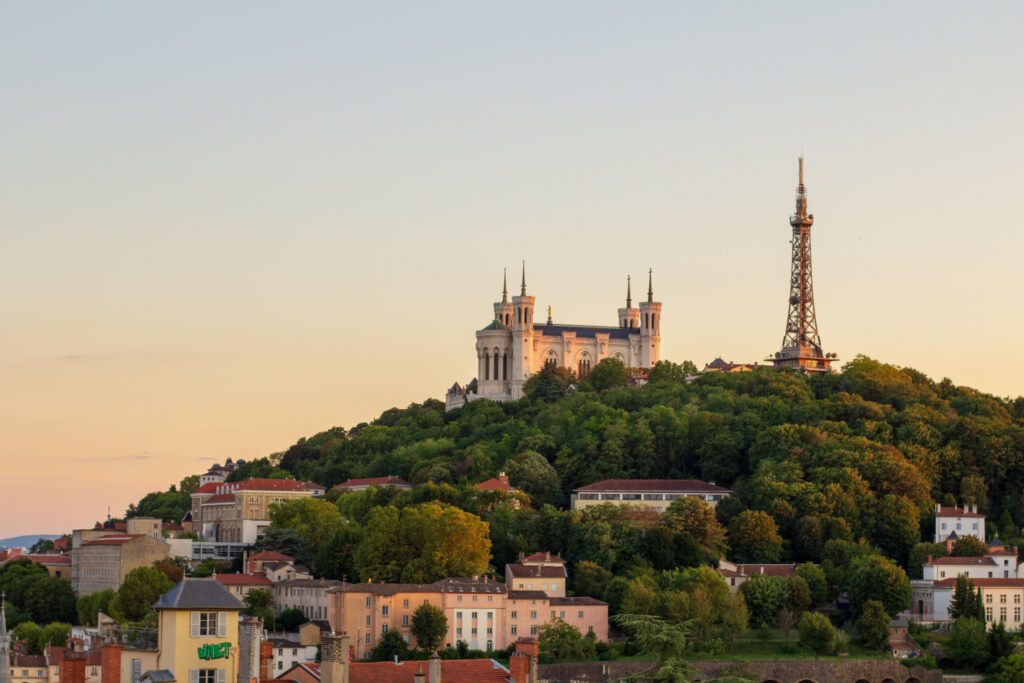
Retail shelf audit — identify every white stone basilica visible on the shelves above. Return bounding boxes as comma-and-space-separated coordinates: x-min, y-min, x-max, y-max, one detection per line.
445, 265, 662, 410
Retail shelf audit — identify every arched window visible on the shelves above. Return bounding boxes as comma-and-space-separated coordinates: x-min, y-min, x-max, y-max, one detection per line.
644, 313, 649, 329
493, 352, 500, 379
484, 352, 490, 380
652, 313, 657, 330
518, 308, 522, 324
502, 352, 508, 380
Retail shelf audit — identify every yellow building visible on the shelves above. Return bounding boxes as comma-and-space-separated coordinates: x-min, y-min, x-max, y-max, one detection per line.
118, 578, 243, 683
504, 552, 567, 598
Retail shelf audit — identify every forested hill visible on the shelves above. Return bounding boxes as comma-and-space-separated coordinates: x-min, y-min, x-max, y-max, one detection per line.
238, 356, 1024, 543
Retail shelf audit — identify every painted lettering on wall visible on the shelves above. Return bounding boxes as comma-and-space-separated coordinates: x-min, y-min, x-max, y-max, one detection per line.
197, 643, 231, 660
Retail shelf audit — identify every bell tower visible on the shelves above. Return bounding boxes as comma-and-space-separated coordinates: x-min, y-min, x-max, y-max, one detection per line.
510, 262, 536, 397
493, 268, 513, 328
638, 269, 661, 368
617, 276, 641, 330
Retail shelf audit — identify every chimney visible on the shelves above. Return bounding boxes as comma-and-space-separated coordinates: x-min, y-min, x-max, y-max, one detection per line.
927, 555, 932, 564
510, 638, 539, 683
498, 472, 508, 485
414, 664, 425, 683
258, 639, 274, 682
60, 652, 87, 683
320, 633, 350, 683
428, 652, 441, 683
936, 503, 941, 514
237, 616, 262, 683
545, 552, 550, 562
100, 645, 122, 683
973, 503, 978, 514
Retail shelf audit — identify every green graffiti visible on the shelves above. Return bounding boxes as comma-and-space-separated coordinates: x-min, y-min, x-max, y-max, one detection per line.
197, 642, 231, 660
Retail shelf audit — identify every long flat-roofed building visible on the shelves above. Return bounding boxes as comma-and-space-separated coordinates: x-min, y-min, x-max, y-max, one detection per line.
570, 479, 731, 512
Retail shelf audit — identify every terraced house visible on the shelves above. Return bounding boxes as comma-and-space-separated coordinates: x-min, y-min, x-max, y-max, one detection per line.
189, 479, 325, 544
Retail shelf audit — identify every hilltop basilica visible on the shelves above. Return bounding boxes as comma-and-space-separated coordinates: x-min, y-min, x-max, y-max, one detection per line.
445, 266, 662, 410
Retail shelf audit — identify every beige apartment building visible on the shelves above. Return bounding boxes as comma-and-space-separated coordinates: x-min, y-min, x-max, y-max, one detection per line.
70, 518, 170, 596
272, 578, 344, 622
505, 552, 567, 598
571, 479, 732, 513
190, 479, 325, 544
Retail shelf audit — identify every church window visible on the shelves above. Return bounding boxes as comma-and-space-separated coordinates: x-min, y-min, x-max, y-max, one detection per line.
518, 308, 522, 324
484, 353, 490, 380
502, 353, 508, 380
493, 352, 500, 379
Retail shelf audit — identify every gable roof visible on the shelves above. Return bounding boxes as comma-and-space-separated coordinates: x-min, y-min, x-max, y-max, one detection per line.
194, 479, 322, 495
249, 550, 294, 562
718, 563, 798, 578
928, 556, 997, 566
506, 563, 566, 579
936, 505, 985, 519
550, 596, 607, 606
215, 573, 273, 586
154, 578, 244, 610
475, 477, 514, 492
83, 534, 144, 546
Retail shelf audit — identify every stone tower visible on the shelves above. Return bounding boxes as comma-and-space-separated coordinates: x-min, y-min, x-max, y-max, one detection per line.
638, 269, 662, 368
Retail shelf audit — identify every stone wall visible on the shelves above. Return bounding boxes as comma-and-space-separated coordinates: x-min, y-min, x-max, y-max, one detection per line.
537, 659, 943, 683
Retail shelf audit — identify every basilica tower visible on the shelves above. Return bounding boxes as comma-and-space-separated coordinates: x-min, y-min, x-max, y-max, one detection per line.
638, 269, 661, 368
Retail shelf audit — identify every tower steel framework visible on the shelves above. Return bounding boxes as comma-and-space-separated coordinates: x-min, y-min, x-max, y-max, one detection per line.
769, 157, 836, 373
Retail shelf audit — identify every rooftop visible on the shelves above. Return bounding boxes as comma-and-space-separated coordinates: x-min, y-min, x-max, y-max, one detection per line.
215, 573, 273, 586
575, 479, 731, 494
506, 563, 566, 579
335, 476, 412, 489
936, 505, 984, 519
83, 534, 145, 546
928, 556, 997, 566
249, 550, 294, 563
194, 479, 323, 495
550, 596, 607, 606
154, 578, 245, 610
935, 578, 1024, 588
507, 590, 548, 601
279, 659, 510, 683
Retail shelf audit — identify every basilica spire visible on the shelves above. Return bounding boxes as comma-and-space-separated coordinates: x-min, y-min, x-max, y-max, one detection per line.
626, 275, 632, 309
520, 261, 527, 296
647, 268, 654, 304
502, 268, 508, 304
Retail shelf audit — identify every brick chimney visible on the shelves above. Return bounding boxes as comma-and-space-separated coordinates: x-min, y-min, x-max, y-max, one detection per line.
498, 472, 509, 486
428, 652, 441, 683
60, 652, 87, 683
320, 633, 350, 683
414, 664, 425, 683
510, 638, 539, 683
258, 641, 274, 682
100, 645, 122, 683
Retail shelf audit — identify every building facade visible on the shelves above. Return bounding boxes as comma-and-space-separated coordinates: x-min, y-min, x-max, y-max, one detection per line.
571, 479, 731, 513
934, 504, 985, 543
71, 533, 170, 596
272, 579, 343, 622
190, 479, 325, 544
446, 267, 662, 410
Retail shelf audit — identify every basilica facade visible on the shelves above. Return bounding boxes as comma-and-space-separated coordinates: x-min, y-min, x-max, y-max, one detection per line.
445, 266, 662, 410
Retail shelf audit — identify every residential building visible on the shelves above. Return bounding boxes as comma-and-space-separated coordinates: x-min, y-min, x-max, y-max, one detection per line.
113, 578, 244, 683
199, 459, 247, 486
272, 579, 343, 622
21, 555, 72, 580
571, 479, 732, 512
446, 268, 662, 410
475, 473, 517, 494
214, 573, 272, 600
504, 553, 566, 598
71, 523, 170, 596
923, 552, 1020, 581
190, 479, 325, 544
10, 648, 103, 683
934, 503, 985, 543
717, 560, 798, 592
327, 582, 445, 659
333, 477, 412, 493
245, 551, 295, 575
700, 358, 761, 373
266, 639, 316, 677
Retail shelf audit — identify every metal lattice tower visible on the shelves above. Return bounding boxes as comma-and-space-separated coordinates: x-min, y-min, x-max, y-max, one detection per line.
769, 157, 836, 373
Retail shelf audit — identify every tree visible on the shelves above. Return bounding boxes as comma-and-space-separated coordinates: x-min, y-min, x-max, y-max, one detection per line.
654, 497, 728, 567
369, 630, 410, 661
951, 536, 988, 557
796, 563, 828, 606
537, 619, 596, 661
740, 576, 788, 627
153, 559, 184, 584
847, 555, 910, 617
989, 620, 1014, 662
797, 611, 837, 659
950, 576, 984, 621
908, 542, 947, 580
646, 360, 698, 384
989, 653, 1024, 682
777, 608, 796, 641
277, 607, 307, 632
856, 600, 890, 650
947, 617, 988, 669
785, 576, 812, 615
11, 622, 43, 655
40, 623, 71, 650
242, 589, 275, 629
410, 603, 448, 653
506, 451, 561, 506
612, 614, 694, 683
583, 358, 630, 393
24, 577, 76, 625
117, 567, 173, 622
871, 494, 920, 567
77, 589, 117, 627
354, 503, 491, 583
728, 511, 782, 563
523, 364, 576, 402
573, 561, 613, 599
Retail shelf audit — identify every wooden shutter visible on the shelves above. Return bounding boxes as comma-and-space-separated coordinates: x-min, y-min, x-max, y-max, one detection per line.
190, 612, 200, 637
189, 671, 198, 683
216, 612, 227, 637
216, 671, 225, 683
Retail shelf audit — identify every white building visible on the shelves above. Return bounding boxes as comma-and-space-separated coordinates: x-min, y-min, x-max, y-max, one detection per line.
446, 267, 662, 410
923, 553, 1020, 582
934, 503, 985, 543
267, 638, 317, 676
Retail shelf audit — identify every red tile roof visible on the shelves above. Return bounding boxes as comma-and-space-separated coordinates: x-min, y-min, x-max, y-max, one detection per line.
476, 477, 514, 492
249, 550, 294, 562
936, 505, 985, 518
935, 578, 1024, 588
216, 573, 272, 586
550, 596, 607, 606
336, 476, 412, 489
282, 660, 510, 683
204, 494, 236, 504
24, 554, 71, 565
574, 478, 731, 493
195, 479, 322, 495
83, 534, 144, 546
928, 556, 996, 566
522, 552, 564, 564
506, 563, 566, 579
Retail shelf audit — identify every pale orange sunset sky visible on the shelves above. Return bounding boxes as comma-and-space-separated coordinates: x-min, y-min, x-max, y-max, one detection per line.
2, 3, 1023, 538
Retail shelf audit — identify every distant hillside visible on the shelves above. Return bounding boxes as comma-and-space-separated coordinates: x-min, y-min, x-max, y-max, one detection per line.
0, 534, 59, 550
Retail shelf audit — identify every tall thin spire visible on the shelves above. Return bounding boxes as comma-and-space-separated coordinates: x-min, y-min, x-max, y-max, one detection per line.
626, 275, 632, 309
795, 155, 808, 220
520, 261, 526, 296
502, 268, 508, 304
647, 269, 653, 304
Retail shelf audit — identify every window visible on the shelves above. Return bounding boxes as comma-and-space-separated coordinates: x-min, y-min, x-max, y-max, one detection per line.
402, 615, 409, 626
457, 595, 462, 603
471, 628, 477, 635
292, 649, 297, 656
403, 599, 409, 608
1016, 607, 1021, 622
456, 627, 463, 636
486, 627, 492, 635
511, 611, 517, 619
1016, 595, 1021, 604
1001, 594, 1008, 604
382, 625, 389, 634
559, 611, 565, 619
550, 611, 555, 619
190, 612, 225, 637
190, 670, 225, 683
365, 616, 371, 626
987, 607, 994, 621
1000, 607, 1007, 622
471, 612, 477, 619
530, 611, 537, 619
530, 626, 537, 635
472, 595, 477, 602
987, 594, 994, 604
578, 611, 583, 619
382, 605, 389, 616
364, 634, 370, 644
487, 596, 493, 603
486, 640, 493, 652
365, 597, 372, 608
588, 625, 594, 634
511, 625, 517, 635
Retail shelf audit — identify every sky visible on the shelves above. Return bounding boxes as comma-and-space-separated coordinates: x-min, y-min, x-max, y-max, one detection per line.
1, 2, 1023, 538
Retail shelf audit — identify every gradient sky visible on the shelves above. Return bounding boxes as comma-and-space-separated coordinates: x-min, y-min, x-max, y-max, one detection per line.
2, 2, 1023, 538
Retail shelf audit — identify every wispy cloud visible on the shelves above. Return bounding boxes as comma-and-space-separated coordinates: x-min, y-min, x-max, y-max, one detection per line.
77, 451, 154, 462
